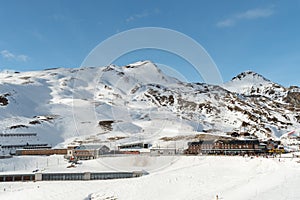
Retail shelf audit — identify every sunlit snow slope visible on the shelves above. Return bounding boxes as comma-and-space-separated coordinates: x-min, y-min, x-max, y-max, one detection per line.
1, 61, 300, 148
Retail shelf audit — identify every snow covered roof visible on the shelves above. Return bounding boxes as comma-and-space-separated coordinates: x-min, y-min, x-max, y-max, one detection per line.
75, 144, 109, 150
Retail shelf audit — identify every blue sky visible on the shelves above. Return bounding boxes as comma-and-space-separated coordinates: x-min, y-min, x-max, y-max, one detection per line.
0, 0, 300, 86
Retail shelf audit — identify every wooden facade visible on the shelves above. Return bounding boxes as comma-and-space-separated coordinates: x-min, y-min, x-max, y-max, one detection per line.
69, 145, 110, 160
15, 149, 67, 156
186, 139, 267, 155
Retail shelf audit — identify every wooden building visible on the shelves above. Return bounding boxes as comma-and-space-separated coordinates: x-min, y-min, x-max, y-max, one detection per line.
15, 149, 67, 156
186, 139, 267, 155
70, 144, 110, 160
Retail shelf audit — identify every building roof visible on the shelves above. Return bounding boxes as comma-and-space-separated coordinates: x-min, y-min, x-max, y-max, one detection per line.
188, 139, 260, 146
75, 144, 109, 150
217, 139, 259, 145
188, 140, 216, 145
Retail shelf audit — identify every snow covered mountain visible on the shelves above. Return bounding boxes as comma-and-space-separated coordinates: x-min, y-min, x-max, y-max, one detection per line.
1, 61, 300, 149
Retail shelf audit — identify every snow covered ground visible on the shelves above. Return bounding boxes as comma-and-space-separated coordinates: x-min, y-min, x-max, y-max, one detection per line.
1, 155, 300, 200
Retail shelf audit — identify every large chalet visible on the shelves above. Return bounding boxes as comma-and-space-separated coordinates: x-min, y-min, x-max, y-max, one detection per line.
185, 139, 268, 155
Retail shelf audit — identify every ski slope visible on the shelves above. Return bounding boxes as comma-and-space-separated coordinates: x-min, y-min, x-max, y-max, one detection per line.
0, 155, 300, 200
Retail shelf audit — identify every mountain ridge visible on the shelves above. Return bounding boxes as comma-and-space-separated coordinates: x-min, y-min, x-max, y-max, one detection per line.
1, 61, 300, 152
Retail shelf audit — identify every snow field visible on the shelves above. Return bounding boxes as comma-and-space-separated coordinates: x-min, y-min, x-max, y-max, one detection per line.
0, 155, 300, 200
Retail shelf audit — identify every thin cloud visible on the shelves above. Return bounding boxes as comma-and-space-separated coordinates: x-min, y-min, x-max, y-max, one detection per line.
237, 8, 274, 19
0, 50, 30, 62
216, 19, 235, 27
1, 50, 15, 59
217, 7, 275, 28
17, 55, 30, 62
126, 11, 149, 22
126, 9, 160, 23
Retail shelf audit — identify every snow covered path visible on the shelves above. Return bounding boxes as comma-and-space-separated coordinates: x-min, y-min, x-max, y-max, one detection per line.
0, 156, 300, 200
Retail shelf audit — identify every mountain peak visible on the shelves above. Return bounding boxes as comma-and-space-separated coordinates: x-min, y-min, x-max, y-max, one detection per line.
121, 60, 178, 85
231, 71, 271, 83
125, 60, 154, 68
223, 70, 282, 96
